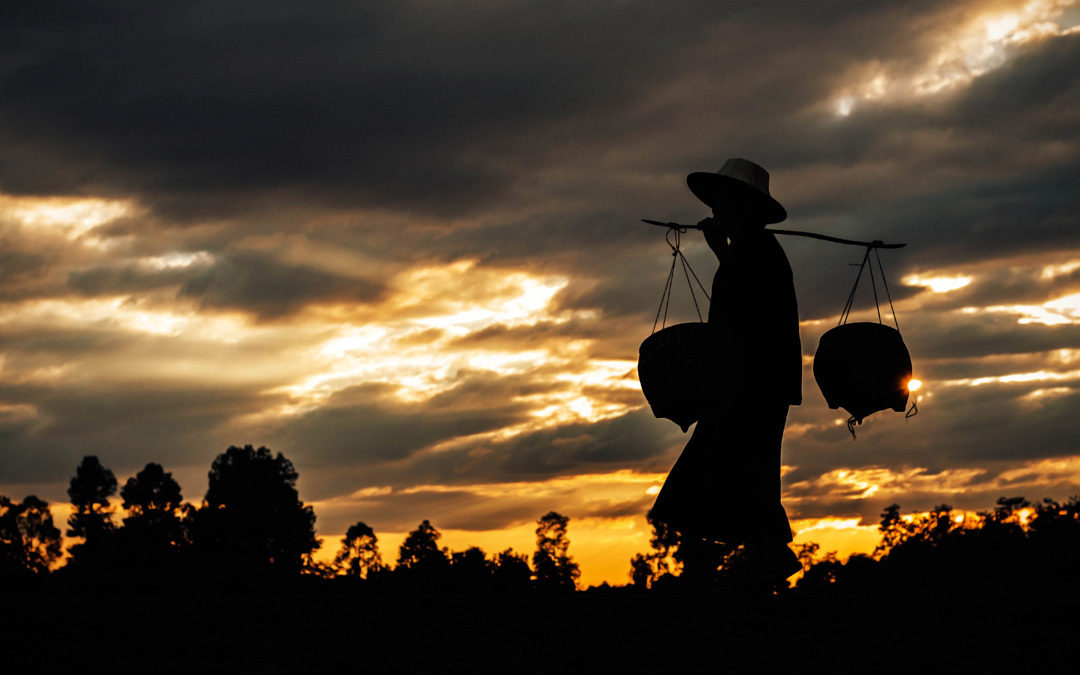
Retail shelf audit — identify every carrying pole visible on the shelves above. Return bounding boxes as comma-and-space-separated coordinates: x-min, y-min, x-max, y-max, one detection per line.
641, 219, 906, 249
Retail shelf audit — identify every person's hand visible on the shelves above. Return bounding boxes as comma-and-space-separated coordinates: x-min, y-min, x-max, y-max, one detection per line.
701, 218, 729, 254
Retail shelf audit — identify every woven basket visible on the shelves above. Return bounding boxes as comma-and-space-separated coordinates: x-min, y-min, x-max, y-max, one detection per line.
638, 322, 734, 432
813, 322, 912, 423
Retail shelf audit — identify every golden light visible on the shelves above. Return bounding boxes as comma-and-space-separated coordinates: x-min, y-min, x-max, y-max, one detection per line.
902, 273, 972, 293
830, 0, 1080, 116
907, 378, 923, 392
942, 368, 1080, 387
1017, 507, 1035, 527
984, 292, 1080, 326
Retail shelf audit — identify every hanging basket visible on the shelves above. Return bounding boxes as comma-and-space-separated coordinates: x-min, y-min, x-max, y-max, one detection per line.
813, 322, 912, 424
812, 244, 917, 433
639, 322, 735, 432
638, 227, 733, 432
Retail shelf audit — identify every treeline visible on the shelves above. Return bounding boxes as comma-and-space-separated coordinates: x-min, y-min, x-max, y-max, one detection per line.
3, 444, 1079, 595
628, 495, 1080, 594
0, 445, 580, 593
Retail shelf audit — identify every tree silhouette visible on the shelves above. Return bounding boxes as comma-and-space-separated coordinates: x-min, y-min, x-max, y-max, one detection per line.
629, 553, 652, 589
807, 495, 1080, 594
532, 511, 579, 593
334, 521, 385, 579
67, 455, 117, 540
66, 456, 118, 568
189, 445, 318, 575
395, 520, 450, 589
627, 513, 679, 589
122, 462, 183, 515
397, 520, 447, 568
873, 503, 903, 557
0, 495, 61, 576
492, 548, 531, 594
1030, 495, 1080, 582
449, 546, 494, 593
795, 541, 820, 572
673, 533, 736, 587
119, 463, 187, 567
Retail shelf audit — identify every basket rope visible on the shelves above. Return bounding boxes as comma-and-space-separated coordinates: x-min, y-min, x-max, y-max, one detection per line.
651, 227, 711, 334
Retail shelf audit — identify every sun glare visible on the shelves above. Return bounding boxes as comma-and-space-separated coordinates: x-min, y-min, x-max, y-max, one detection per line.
907, 378, 923, 392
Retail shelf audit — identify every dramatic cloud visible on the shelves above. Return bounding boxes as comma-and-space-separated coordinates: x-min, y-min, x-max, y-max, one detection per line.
1, 0, 1078, 582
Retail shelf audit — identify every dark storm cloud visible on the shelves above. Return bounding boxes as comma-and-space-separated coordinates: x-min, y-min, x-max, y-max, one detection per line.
447, 317, 616, 350
351, 408, 684, 492
782, 375, 1080, 487
287, 402, 683, 501
905, 316, 1080, 362
0, 250, 48, 287
68, 262, 199, 296
276, 375, 548, 470
1, 0, 1079, 545
179, 249, 384, 318
0, 1, 763, 215
0, 381, 282, 493
316, 489, 548, 534
313, 484, 654, 534
4, 0, 1068, 328
0, 0, 1000, 222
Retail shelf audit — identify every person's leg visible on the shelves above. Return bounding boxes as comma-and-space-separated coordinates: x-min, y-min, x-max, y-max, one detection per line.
737, 403, 800, 583
648, 415, 722, 538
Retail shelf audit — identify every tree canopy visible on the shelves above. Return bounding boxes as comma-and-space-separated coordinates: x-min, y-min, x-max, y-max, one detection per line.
189, 445, 319, 574
532, 511, 579, 593
0, 495, 61, 576
67, 455, 117, 540
335, 521, 385, 579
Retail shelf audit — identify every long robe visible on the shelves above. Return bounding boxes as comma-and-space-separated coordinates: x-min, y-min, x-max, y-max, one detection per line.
648, 228, 801, 545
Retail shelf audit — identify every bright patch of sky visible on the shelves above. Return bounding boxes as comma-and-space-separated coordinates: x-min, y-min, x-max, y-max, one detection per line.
984, 292, 1080, 325
902, 273, 973, 293
834, 0, 1080, 116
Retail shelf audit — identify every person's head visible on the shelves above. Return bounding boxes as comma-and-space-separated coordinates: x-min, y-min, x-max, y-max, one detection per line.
710, 204, 763, 239
687, 158, 786, 231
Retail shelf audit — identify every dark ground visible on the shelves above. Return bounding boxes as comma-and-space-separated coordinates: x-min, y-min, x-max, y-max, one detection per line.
3, 580, 1075, 674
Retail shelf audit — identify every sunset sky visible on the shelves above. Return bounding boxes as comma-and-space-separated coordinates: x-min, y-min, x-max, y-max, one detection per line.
2, 0, 1079, 586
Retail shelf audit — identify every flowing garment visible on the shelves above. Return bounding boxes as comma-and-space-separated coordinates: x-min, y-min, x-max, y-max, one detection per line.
649, 229, 801, 545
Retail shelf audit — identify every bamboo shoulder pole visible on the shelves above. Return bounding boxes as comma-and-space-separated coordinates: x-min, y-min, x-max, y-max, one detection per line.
641, 219, 906, 249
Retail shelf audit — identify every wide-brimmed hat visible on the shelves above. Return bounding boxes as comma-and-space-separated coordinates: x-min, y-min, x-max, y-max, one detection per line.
687, 157, 787, 224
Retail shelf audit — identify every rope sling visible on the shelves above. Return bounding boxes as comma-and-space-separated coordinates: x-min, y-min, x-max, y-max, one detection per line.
652, 227, 711, 333
638, 227, 732, 432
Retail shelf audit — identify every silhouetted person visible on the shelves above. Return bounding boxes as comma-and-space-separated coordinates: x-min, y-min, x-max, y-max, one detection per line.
649, 158, 802, 585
